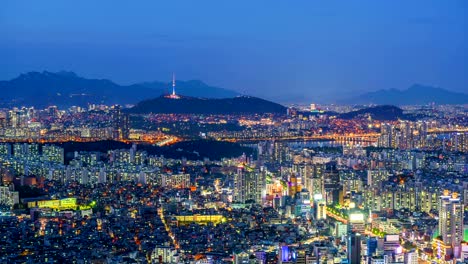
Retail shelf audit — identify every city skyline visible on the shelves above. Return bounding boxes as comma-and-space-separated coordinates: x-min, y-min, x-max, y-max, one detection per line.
1, 2, 467, 263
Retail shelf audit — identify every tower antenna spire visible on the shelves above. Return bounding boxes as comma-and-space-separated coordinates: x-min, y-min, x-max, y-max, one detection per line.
166, 73, 180, 99
172, 73, 176, 96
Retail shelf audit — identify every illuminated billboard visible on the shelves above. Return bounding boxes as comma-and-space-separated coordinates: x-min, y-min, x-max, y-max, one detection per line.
349, 213, 364, 222
385, 234, 399, 242
313, 194, 323, 200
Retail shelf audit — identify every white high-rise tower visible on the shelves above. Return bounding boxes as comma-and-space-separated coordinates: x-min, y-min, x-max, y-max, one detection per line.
172, 73, 176, 96
166, 73, 180, 99
438, 190, 464, 259
233, 164, 264, 204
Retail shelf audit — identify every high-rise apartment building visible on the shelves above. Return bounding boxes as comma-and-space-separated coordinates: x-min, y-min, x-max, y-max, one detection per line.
233, 164, 264, 204
110, 105, 129, 140
437, 190, 464, 259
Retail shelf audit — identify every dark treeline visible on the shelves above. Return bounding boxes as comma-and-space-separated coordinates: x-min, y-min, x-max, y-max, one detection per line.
56, 140, 254, 162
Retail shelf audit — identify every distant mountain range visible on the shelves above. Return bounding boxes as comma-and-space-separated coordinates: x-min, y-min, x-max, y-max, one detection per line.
0, 71, 239, 108
127, 95, 287, 115
4, 72, 464, 108
342, 84, 468, 105
338, 105, 405, 121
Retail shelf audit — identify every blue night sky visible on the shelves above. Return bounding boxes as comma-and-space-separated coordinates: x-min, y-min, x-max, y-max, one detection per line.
1, 1, 467, 103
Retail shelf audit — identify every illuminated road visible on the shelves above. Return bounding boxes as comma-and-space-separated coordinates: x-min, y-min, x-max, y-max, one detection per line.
158, 207, 180, 249
427, 128, 468, 133
325, 210, 348, 224
217, 128, 468, 143
0, 135, 182, 146
216, 133, 381, 143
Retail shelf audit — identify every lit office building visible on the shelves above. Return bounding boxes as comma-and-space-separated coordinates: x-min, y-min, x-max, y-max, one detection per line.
348, 232, 361, 264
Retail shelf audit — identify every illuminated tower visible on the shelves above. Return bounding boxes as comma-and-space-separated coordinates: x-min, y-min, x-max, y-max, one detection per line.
166, 73, 180, 99
172, 73, 176, 96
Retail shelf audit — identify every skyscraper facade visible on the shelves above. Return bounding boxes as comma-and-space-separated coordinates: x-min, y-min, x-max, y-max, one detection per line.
110, 105, 129, 140
233, 164, 264, 204
437, 190, 464, 259
348, 232, 361, 263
